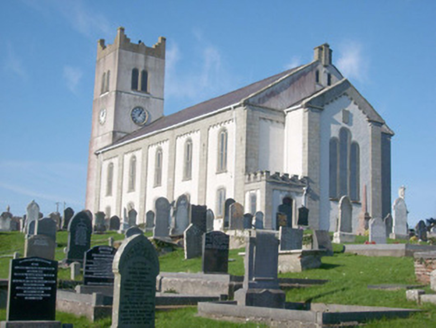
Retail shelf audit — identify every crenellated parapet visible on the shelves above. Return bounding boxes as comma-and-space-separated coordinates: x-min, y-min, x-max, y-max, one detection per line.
245, 170, 308, 187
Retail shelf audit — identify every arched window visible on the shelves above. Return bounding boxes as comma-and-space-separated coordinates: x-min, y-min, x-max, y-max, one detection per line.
141, 70, 148, 92
350, 142, 360, 201
128, 155, 136, 192
315, 70, 320, 83
105, 70, 110, 93
106, 162, 114, 196
154, 148, 163, 187
250, 193, 257, 215
183, 139, 192, 180
101, 72, 106, 94
329, 138, 339, 198
327, 73, 332, 86
217, 128, 228, 172
216, 188, 226, 217
131, 68, 139, 90
339, 128, 350, 197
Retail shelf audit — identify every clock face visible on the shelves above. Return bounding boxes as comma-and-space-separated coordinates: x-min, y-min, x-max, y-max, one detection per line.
131, 106, 148, 125
99, 108, 107, 125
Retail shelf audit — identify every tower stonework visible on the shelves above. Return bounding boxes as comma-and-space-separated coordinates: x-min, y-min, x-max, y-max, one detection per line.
86, 27, 166, 212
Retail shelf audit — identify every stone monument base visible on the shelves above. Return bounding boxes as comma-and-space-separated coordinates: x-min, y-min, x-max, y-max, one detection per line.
389, 233, 409, 240
1, 321, 62, 328
333, 232, 356, 244
234, 288, 285, 309
278, 249, 326, 273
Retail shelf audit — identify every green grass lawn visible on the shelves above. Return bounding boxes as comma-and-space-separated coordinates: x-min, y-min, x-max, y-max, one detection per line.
1, 231, 436, 327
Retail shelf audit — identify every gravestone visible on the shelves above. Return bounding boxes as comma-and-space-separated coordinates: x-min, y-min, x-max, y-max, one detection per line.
70, 262, 81, 280
202, 231, 229, 274
36, 217, 57, 242
254, 211, 264, 229
154, 197, 171, 238
369, 218, 387, 244
206, 209, 214, 232
112, 234, 159, 328
109, 215, 121, 231
184, 223, 204, 259
26, 200, 40, 236
243, 213, 253, 230
234, 231, 285, 308
83, 246, 116, 286
297, 206, 309, 226
338, 196, 352, 233
66, 211, 92, 264
24, 234, 56, 260
128, 209, 137, 227
415, 220, 428, 241
384, 213, 393, 237
229, 202, 244, 230
145, 211, 155, 232
191, 205, 207, 233
391, 193, 408, 239
171, 194, 190, 235
10, 217, 21, 231
27, 220, 36, 236
6, 257, 58, 321
0, 212, 12, 231
279, 227, 303, 251
94, 211, 106, 233
125, 226, 144, 238
49, 212, 62, 230
312, 230, 333, 256
224, 198, 235, 228
278, 202, 293, 227
63, 207, 74, 230
277, 212, 287, 229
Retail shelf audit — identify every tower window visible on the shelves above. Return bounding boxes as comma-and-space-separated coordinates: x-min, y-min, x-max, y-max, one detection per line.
101, 72, 106, 94
106, 162, 114, 196
250, 193, 257, 215
217, 128, 228, 173
141, 70, 148, 92
131, 68, 139, 90
216, 187, 226, 217
183, 139, 193, 180
315, 70, 320, 83
128, 155, 136, 192
154, 148, 163, 187
327, 73, 332, 86
105, 70, 110, 93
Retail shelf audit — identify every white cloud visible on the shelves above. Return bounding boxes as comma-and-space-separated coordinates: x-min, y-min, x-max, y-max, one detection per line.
63, 66, 83, 94
4, 43, 27, 80
284, 56, 302, 70
336, 41, 369, 83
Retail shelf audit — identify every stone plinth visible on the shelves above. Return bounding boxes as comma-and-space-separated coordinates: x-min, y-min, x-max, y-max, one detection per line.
278, 250, 326, 273
389, 233, 409, 240
1, 322, 62, 328
333, 232, 356, 244
234, 288, 285, 309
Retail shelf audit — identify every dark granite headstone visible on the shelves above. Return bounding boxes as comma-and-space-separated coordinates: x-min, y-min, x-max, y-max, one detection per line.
277, 212, 287, 229
109, 215, 121, 231
243, 213, 253, 230
224, 198, 235, 228
184, 223, 203, 259
49, 212, 62, 230
27, 220, 36, 236
278, 203, 293, 228
94, 211, 106, 233
154, 197, 170, 238
202, 231, 229, 274
254, 211, 264, 229
83, 246, 116, 286
145, 211, 155, 232
415, 220, 428, 241
171, 194, 190, 235
10, 217, 21, 231
191, 205, 207, 233
63, 207, 74, 230
297, 206, 309, 226
125, 226, 144, 238
279, 227, 303, 251
36, 218, 57, 242
206, 209, 214, 232
128, 209, 137, 227
24, 234, 56, 260
66, 211, 92, 264
312, 230, 333, 256
7, 257, 58, 321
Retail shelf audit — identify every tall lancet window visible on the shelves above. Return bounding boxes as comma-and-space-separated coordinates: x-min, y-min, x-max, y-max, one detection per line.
154, 148, 163, 187
339, 128, 350, 197
105, 70, 110, 93
183, 139, 193, 180
131, 68, 139, 90
350, 142, 360, 201
329, 138, 339, 198
101, 72, 106, 94
128, 155, 136, 192
106, 162, 114, 196
141, 70, 148, 92
217, 128, 228, 172
216, 187, 226, 217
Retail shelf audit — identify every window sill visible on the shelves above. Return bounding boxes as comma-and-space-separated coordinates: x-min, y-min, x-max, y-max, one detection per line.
216, 169, 228, 174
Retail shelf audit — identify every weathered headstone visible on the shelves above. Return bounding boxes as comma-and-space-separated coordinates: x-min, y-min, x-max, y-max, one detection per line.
278, 201, 293, 227
415, 220, 428, 241
153, 197, 171, 238
184, 223, 204, 259
6, 257, 58, 321
10, 217, 21, 231
312, 230, 333, 256
243, 213, 253, 230
26, 200, 40, 236
297, 206, 309, 226
70, 262, 81, 280
391, 188, 408, 239
145, 211, 155, 232
224, 198, 235, 228
36, 217, 57, 242
279, 227, 303, 251
24, 234, 56, 260
229, 202, 244, 230
206, 209, 214, 232
384, 213, 393, 237
27, 220, 36, 236
202, 231, 229, 274
171, 194, 190, 235
109, 215, 121, 231
0, 212, 12, 231
128, 209, 137, 227
83, 246, 116, 286
94, 211, 106, 233
63, 207, 74, 230
66, 211, 92, 264
191, 204, 207, 233
254, 211, 264, 229
338, 196, 353, 233
125, 226, 144, 238
356, 185, 370, 235
276, 212, 287, 229
112, 234, 159, 328
49, 212, 62, 230
369, 218, 387, 244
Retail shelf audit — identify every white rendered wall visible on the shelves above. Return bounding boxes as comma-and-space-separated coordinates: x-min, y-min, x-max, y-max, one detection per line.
258, 118, 284, 173
120, 149, 143, 220
244, 189, 261, 214
319, 95, 371, 231
206, 121, 235, 219
173, 131, 200, 204
145, 140, 169, 212
99, 156, 119, 217
284, 109, 304, 176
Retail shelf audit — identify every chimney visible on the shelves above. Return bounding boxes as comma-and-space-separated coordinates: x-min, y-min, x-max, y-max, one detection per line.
314, 43, 332, 66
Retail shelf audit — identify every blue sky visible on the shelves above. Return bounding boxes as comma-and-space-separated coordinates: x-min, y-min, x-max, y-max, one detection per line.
0, 0, 435, 226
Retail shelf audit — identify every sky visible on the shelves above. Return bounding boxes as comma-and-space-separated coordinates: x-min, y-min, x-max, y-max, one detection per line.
0, 0, 435, 226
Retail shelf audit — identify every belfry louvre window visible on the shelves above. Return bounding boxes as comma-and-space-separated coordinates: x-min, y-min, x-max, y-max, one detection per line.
154, 148, 163, 187
106, 163, 114, 196
131, 68, 139, 90
141, 70, 148, 92
184, 139, 193, 180
128, 156, 136, 192
217, 129, 228, 172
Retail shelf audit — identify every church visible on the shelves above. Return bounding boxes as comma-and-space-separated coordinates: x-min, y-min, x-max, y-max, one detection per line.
85, 27, 393, 232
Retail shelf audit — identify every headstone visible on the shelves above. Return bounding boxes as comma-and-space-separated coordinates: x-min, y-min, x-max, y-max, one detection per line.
49, 212, 62, 230
415, 220, 428, 241
0, 212, 12, 231
153, 197, 170, 238
277, 212, 287, 229
145, 211, 155, 232
297, 206, 309, 226
36, 218, 57, 242
21, 215, 27, 232
369, 218, 387, 244
356, 185, 370, 235
63, 207, 74, 230
191, 204, 207, 233
112, 234, 159, 328
338, 196, 353, 233
125, 226, 144, 238
384, 213, 393, 237
27, 220, 36, 236
6, 257, 58, 321
229, 202, 244, 230
66, 211, 92, 264
278, 201, 293, 227
108, 237, 114, 247
391, 191, 408, 238
128, 209, 137, 227
70, 262, 81, 280
312, 230, 333, 256
109, 215, 121, 231
83, 246, 116, 286
94, 211, 106, 233
26, 200, 40, 236
24, 234, 56, 260
184, 223, 204, 259
279, 227, 303, 251
10, 217, 21, 231
202, 231, 229, 274
243, 213, 253, 230
206, 209, 214, 232
254, 211, 264, 229
171, 194, 190, 235
224, 198, 235, 228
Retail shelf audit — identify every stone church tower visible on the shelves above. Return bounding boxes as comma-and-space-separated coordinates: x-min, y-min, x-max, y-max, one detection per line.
85, 27, 166, 212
